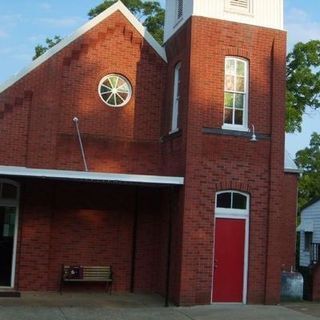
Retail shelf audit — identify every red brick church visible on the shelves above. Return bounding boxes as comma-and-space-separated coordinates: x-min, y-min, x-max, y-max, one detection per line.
0, 0, 299, 305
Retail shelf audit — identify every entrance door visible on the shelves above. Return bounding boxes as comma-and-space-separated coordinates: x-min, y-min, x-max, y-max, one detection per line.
212, 218, 246, 302
0, 206, 17, 286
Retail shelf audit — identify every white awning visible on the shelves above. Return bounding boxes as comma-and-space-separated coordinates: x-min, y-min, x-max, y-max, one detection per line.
297, 220, 313, 232
0, 165, 184, 186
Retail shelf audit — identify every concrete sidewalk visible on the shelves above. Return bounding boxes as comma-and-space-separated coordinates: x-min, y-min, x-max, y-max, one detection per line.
0, 293, 319, 320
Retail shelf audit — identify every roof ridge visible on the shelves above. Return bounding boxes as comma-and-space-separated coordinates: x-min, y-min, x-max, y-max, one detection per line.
0, 0, 167, 94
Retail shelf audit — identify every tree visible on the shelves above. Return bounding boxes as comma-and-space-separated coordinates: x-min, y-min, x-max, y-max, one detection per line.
295, 132, 320, 209
33, 0, 164, 60
286, 40, 320, 133
33, 36, 62, 60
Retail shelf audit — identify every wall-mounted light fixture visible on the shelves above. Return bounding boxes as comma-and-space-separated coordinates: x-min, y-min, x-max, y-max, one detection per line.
250, 124, 257, 142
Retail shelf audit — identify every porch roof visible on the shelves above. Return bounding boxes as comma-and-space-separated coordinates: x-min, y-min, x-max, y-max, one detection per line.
0, 165, 184, 186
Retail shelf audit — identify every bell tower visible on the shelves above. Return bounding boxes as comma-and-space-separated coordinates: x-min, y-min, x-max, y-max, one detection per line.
163, 0, 289, 307
164, 0, 284, 42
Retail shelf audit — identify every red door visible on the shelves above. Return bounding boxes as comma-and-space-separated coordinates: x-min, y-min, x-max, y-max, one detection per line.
212, 218, 246, 302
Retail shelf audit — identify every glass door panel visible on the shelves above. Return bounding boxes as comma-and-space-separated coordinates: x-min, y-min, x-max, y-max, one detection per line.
0, 206, 16, 286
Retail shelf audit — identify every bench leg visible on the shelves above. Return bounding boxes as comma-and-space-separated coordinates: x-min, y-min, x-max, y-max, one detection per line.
106, 282, 112, 295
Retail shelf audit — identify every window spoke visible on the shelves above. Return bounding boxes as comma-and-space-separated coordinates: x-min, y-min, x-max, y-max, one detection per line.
99, 74, 132, 107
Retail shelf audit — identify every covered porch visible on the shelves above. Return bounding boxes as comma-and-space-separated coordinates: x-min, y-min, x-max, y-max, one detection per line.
0, 166, 183, 305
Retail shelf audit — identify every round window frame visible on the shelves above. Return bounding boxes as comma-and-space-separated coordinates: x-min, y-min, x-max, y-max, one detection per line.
98, 74, 132, 108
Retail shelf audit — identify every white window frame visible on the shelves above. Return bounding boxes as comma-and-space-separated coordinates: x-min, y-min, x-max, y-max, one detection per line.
170, 62, 181, 134
222, 57, 249, 132
212, 190, 250, 304
0, 179, 20, 289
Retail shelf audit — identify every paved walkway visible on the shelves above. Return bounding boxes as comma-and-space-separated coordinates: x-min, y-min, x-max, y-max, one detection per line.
0, 293, 319, 320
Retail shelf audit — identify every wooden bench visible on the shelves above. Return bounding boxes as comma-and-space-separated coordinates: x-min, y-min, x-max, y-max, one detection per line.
60, 265, 112, 294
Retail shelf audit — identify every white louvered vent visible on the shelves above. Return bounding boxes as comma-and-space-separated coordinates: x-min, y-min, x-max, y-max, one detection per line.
176, 0, 183, 20
225, 0, 253, 15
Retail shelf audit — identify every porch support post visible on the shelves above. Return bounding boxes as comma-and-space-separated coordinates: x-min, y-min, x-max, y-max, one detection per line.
130, 187, 139, 293
165, 186, 173, 307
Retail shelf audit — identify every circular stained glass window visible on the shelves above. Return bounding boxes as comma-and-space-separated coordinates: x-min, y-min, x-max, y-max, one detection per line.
98, 74, 132, 107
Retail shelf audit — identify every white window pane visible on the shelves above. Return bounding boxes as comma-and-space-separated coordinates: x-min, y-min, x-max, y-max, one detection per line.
217, 193, 232, 208
232, 193, 247, 209
226, 59, 235, 74
225, 75, 235, 91
234, 110, 243, 125
236, 61, 245, 76
236, 76, 245, 92
235, 94, 244, 109
224, 108, 233, 124
224, 93, 234, 108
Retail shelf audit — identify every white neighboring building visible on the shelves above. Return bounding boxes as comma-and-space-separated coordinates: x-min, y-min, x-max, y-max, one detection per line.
297, 199, 320, 267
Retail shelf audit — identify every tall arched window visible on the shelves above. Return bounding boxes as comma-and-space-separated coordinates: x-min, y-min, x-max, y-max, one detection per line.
223, 57, 249, 131
170, 62, 181, 133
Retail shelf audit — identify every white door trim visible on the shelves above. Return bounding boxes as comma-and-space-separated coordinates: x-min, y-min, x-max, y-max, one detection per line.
0, 179, 20, 289
212, 191, 250, 304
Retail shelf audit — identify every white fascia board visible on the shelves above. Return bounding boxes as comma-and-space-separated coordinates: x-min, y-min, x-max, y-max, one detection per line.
0, 1, 167, 94
0, 165, 184, 186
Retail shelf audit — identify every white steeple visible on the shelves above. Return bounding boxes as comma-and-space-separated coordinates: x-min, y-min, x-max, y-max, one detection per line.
164, 0, 284, 42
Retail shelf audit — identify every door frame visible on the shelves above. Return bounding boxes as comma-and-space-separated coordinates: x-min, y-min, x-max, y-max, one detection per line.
0, 179, 20, 289
212, 191, 250, 304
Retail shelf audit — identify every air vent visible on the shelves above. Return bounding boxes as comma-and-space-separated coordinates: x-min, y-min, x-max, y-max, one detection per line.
225, 0, 253, 15
230, 0, 249, 9
176, 0, 183, 20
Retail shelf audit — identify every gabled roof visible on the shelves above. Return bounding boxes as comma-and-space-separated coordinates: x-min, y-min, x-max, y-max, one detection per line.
301, 197, 320, 212
0, 1, 167, 94
284, 151, 301, 174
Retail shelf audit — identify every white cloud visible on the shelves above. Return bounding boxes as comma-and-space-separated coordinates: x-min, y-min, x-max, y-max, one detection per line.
0, 29, 8, 38
40, 2, 52, 11
285, 7, 320, 49
37, 16, 83, 28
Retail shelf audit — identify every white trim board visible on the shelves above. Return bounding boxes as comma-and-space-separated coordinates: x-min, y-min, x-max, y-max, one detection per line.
0, 165, 184, 186
0, 1, 167, 94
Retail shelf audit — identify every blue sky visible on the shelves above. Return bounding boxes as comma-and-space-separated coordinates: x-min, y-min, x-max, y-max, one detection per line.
0, 0, 319, 158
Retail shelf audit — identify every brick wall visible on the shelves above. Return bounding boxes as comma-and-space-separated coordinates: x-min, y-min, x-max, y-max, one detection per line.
0, 8, 298, 306
164, 16, 293, 305
16, 180, 171, 294
0, 11, 166, 175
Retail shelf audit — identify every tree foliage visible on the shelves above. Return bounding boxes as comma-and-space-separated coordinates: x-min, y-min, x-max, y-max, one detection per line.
286, 40, 320, 132
295, 132, 320, 209
33, 36, 62, 60
33, 0, 164, 59
88, 0, 164, 44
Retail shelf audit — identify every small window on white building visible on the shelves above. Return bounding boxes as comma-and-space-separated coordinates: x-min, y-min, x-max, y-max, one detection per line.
225, 0, 253, 15
170, 62, 181, 133
223, 57, 249, 131
176, 0, 183, 20
305, 232, 313, 252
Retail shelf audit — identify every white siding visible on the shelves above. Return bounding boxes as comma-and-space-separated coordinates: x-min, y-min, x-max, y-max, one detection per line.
164, 0, 193, 42
299, 200, 320, 267
164, 0, 284, 42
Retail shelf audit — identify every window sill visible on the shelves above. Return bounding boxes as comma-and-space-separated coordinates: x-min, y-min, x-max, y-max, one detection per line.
221, 124, 249, 132
202, 127, 270, 140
